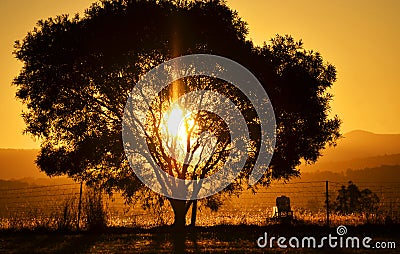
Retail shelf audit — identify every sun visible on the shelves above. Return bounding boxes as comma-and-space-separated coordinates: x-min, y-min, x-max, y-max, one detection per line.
161, 103, 217, 167
160, 105, 191, 162
162, 104, 195, 143
166, 106, 186, 138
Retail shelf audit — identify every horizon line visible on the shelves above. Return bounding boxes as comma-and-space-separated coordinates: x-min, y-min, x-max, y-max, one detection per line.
1, 129, 400, 150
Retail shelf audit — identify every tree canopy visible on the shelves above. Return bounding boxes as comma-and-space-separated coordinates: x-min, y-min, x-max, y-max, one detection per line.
13, 0, 340, 227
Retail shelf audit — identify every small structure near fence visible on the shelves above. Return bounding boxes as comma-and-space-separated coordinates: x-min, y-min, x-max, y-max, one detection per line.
272, 195, 293, 223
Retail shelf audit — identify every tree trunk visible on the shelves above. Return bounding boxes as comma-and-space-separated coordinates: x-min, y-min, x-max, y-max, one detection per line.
190, 200, 197, 227
169, 198, 187, 230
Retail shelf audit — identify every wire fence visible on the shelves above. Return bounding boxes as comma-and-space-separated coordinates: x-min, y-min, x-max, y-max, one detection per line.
0, 180, 399, 230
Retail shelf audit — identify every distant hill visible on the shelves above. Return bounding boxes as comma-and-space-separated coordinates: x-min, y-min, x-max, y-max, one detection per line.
0, 147, 73, 185
301, 153, 400, 173
299, 165, 400, 184
0, 130, 399, 180
320, 130, 400, 161
0, 149, 45, 179
300, 130, 400, 173
0, 177, 74, 190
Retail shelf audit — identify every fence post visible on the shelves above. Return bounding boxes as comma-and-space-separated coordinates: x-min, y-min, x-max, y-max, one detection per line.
77, 181, 83, 231
326, 180, 330, 227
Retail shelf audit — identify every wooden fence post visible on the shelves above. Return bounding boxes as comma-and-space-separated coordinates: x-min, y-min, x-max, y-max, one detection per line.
326, 180, 330, 227
77, 181, 83, 231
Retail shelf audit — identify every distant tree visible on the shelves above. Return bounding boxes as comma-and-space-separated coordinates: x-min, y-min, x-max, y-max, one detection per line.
334, 181, 380, 217
336, 185, 348, 213
346, 181, 361, 211
13, 0, 340, 229
359, 188, 380, 220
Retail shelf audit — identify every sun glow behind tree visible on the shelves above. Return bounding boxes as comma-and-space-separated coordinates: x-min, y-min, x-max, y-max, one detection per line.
164, 106, 187, 138
158, 95, 223, 179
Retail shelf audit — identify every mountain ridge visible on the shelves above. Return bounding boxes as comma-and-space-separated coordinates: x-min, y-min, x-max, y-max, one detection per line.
310, 130, 400, 164
0, 130, 399, 179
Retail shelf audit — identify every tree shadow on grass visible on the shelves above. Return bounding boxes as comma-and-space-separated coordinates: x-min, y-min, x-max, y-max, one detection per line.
0, 231, 101, 253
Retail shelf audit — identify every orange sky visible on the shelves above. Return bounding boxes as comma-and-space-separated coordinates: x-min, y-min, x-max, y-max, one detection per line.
0, 0, 399, 149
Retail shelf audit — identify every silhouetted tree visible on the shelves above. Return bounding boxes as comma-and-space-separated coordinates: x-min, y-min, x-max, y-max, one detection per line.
334, 181, 380, 218
360, 188, 380, 221
336, 185, 348, 213
13, 0, 340, 229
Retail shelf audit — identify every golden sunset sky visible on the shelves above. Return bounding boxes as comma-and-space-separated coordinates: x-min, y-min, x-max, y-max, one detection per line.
0, 0, 399, 149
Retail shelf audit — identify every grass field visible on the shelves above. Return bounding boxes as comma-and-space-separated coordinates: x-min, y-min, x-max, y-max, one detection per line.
0, 181, 399, 253
2, 181, 398, 230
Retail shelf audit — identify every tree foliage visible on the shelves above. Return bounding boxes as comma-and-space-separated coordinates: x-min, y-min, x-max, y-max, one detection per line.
13, 0, 340, 227
334, 181, 380, 216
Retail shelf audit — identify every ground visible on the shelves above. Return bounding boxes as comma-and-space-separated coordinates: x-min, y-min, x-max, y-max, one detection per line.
0, 225, 398, 253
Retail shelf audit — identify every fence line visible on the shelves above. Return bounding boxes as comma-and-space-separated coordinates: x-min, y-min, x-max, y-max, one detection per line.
0, 180, 399, 229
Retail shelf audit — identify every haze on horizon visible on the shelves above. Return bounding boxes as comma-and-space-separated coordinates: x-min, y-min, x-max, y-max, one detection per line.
0, 0, 399, 149
1, 130, 399, 180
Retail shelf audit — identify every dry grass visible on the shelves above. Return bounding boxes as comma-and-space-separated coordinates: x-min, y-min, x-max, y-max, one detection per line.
0, 182, 398, 231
